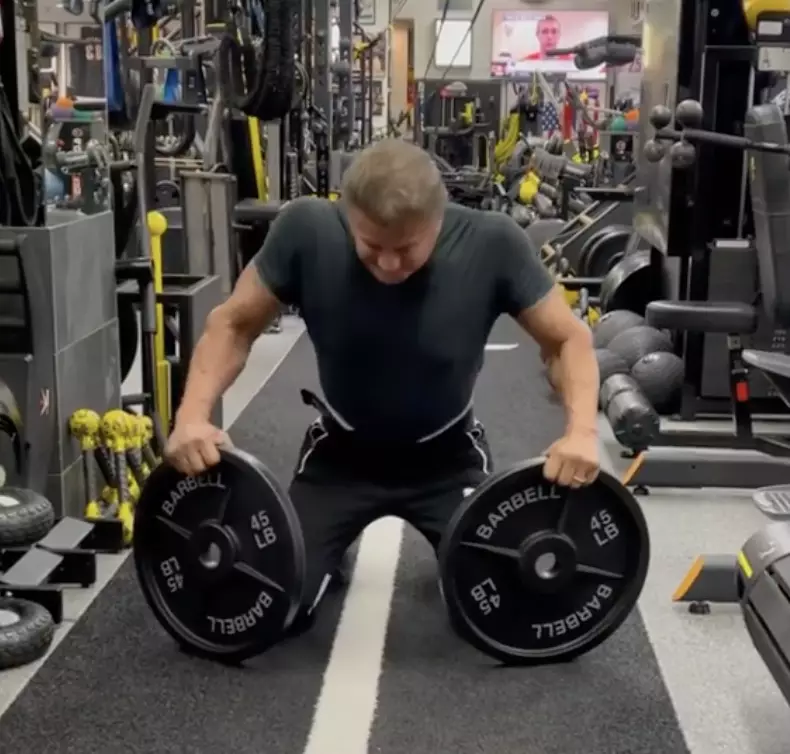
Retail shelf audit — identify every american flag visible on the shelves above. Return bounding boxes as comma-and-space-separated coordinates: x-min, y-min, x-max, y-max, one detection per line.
539, 101, 561, 137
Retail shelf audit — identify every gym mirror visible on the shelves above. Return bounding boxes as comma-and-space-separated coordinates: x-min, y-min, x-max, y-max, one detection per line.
38, 0, 111, 221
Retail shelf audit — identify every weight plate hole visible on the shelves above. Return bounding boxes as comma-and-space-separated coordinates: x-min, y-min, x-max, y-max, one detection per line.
535, 552, 558, 579
199, 542, 222, 570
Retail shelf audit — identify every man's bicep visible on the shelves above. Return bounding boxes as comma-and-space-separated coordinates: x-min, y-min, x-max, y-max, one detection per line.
220, 265, 283, 342
495, 217, 555, 317
516, 284, 591, 356
252, 200, 309, 306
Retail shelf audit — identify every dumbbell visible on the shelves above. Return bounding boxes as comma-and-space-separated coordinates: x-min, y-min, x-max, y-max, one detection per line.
600, 373, 660, 451
572, 288, 592, 321
643, 100, 703, 169
100, 410, 136, 544
69, 409, 110, 520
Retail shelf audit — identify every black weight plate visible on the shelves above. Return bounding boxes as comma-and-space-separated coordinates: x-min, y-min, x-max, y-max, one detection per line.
577, 228, 611, 276
599, 250, 665, 315
133, 447, 305, 663
155, 179, 181, 208
439, 459, 650, 665
582, 227, 631, 278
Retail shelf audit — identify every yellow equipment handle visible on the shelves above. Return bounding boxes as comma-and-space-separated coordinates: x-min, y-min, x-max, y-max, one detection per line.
146, 211, 171, 433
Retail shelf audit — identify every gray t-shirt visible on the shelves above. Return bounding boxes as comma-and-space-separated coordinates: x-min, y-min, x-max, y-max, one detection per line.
254, 198, 554, 441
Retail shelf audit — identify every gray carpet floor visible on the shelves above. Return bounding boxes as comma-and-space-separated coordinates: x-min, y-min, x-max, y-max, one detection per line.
0, 317, 774, 753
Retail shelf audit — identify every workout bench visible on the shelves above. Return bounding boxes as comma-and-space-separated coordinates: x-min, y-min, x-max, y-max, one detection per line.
626, 103, 790, 490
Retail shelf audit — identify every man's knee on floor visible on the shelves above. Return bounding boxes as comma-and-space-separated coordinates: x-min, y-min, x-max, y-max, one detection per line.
286, 553, 351, 637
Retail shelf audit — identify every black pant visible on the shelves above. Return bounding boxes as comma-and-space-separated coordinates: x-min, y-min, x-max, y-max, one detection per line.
289, 411, 492, 620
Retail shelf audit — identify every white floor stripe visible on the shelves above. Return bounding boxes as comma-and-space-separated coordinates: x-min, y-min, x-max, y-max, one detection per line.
304, 517, 404, 754
484, 343, 519, 351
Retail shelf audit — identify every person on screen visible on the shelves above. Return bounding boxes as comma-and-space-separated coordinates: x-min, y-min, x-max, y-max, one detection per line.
521, 15, 573, 61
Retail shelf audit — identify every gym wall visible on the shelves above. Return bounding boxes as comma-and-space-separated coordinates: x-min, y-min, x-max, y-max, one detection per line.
398, 0, 641, 85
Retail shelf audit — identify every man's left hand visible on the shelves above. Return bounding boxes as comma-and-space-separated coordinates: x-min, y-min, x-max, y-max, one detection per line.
543, 428, 600, 488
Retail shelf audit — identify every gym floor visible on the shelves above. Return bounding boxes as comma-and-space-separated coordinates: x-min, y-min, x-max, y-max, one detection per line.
1, 316, 789, 754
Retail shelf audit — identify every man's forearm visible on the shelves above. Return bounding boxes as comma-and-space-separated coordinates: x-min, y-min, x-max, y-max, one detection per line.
555, 333, 599, 434
176, 318, 252, 423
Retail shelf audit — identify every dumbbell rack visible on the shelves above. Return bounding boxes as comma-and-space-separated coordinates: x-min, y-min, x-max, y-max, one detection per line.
558, 275, 602, 320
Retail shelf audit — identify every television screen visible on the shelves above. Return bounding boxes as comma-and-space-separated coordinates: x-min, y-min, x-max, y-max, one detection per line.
490, 11, 610, 79
434, 19, 473, 68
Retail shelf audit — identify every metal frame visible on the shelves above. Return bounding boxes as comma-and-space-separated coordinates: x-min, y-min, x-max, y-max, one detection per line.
677, 44, 759, 420
311, 0, 333, 195
629, 336, 790, 489
336, 0, 354, 148
180, 170, 238, 296
626, 4, 790, 487
365, 36, 375, 144
265, 124, 282, 201
286, 0, 305, 194
640, 0, 757, 421
305, 0, 314, 97
313, 0, 333, 135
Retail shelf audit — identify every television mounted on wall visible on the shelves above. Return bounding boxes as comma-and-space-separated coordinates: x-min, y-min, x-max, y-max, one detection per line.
490, 10, 610, 80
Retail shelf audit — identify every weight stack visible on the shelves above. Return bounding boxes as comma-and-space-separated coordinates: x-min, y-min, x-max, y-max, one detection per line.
739, 523, 790, 707
600, 373, 660, 452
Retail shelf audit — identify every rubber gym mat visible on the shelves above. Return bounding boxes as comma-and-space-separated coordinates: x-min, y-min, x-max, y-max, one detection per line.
369, 317, 689, 754
0, 332, 347, 754
0, 318, 688, 754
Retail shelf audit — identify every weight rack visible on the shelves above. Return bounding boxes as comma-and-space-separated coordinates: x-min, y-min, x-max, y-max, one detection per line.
0, 517, 124, 623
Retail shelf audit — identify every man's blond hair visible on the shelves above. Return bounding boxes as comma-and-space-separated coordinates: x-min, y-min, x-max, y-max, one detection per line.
341, 139, 447, 227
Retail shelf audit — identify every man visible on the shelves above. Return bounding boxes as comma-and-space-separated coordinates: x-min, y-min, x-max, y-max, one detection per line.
165, 139, 600, 628
522, 15, 573, 61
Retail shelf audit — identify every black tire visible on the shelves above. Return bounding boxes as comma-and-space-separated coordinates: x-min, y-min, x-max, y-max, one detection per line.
0, 487, 55, 546
0, 598, 55, 669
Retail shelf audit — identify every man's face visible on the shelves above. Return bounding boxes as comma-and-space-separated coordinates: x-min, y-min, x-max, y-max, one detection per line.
536, 19, 561, 53
347, 207, 441, 285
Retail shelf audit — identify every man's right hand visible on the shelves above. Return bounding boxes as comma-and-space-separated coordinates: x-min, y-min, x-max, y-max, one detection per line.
164, 420, 231, 476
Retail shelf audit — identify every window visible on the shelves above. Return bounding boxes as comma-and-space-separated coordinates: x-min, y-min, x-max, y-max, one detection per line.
434, 19, 472, 68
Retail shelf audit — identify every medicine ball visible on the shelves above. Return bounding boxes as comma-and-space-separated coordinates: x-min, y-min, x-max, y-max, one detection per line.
592, 309, 645, 349
631, 351, 685, 414
607, 326, 672, 368
596, 348, 629, 383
